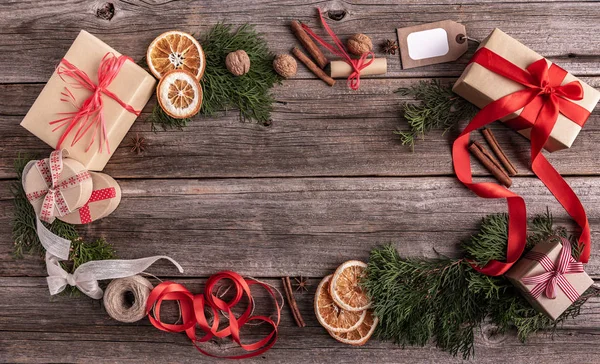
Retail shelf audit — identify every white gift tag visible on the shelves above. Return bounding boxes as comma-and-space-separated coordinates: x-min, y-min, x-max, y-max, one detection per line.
397, 20, 468, 69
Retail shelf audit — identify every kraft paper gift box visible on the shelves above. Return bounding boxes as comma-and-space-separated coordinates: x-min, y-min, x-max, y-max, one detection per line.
21, 30, 156, 171
453, 28, 600, 152
505, 239, 593, 321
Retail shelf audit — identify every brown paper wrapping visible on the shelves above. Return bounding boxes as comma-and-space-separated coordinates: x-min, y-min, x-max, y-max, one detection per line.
453, 28, 600, 152
23, 157, 93, 219
505, 240, 593, 320
20, 30, 156, 170
328, 58, 387, 78
59, 172, 122, 225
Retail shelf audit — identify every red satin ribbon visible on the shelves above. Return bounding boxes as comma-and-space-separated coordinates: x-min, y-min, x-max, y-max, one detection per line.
301, 9, 374, 90
50, 53, 141, 154
146, 271, 281, 359
522, 237, 584, 302
453, 48, 591, 276
78, 187, 117, 224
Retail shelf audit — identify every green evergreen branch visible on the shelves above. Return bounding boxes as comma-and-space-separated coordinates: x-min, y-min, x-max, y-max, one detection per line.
148, 23, 281, 130
394, 80, 478, 149
365, 211, 599, 359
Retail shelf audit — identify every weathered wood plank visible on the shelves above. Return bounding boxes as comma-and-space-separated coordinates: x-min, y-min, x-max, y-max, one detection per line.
1, 78, 600, 179
0, 1, 599, 83
1, 276, 600, 364
2, 176, 600, 278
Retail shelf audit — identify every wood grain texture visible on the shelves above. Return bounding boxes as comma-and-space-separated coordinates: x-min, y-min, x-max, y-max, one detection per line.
2, 0, 600, 363
0, 1, 599, 83
1, 78, 599, 179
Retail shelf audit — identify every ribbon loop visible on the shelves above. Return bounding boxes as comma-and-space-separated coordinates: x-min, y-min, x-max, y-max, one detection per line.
454, 48, 592, 275
52, 53, 141, 153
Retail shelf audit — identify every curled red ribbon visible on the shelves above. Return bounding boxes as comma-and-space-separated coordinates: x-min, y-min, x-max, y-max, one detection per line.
146, 271, 281, 359
301, 9, 374, 90
453, 48, 591, 276
522, 237, 584, 302
50, 53, 141, 154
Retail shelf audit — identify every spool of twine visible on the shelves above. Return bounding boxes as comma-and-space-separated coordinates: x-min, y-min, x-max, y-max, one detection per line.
103, 275, 153, 323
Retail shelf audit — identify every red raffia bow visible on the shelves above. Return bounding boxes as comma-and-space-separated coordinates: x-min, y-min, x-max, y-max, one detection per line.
78, 187, 117, 224
453, 48, 591, 276
50, 53, 141, 154
26, 150, 91, 223
146, 271, 281, 359
522, 237, 584, 302
301, 9, 374, 90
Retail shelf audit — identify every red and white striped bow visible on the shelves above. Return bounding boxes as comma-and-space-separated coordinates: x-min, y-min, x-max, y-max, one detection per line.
522, 237, 584, 302
26, 150, 91, 223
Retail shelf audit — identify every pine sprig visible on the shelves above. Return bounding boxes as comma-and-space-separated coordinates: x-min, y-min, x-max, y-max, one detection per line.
147, 23, 281, 129
394, 80, 478, 149
365, 211, 599, 359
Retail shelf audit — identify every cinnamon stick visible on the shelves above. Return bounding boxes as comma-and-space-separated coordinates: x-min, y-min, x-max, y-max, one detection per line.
481, 128, 518, 176
282, 276, 305, 327
469, 142, 512, 188
292, 47, 335, 87
290, 20, 329, 69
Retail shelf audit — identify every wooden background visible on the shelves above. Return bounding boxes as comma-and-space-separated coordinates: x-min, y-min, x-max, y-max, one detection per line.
1, 0, 600, 363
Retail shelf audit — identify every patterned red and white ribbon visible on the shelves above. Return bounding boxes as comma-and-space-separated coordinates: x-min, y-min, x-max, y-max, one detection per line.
522, 237, 584, 302
26, 150, 91, 223
78, 187, 116, 224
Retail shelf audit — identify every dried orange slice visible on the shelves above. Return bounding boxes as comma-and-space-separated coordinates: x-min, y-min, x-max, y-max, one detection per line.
147, 30, 205, 80
315, 275, 366, 333
329, 260, 372, 312
328, 310, 378, 346
157, 69, 202, 119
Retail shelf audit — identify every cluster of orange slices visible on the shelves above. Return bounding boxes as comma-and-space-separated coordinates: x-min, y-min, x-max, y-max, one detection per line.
315, 260, 377, 346
146, 31, 205, 119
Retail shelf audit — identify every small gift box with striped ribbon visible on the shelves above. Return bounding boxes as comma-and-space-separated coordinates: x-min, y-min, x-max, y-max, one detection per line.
505, 237, 593, 320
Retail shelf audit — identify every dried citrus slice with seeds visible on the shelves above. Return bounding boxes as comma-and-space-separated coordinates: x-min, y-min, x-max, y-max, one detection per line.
329, 260, 372, 312
157, 69, 202, 119
328, 310, 378, 346
147, 30, 205, 79
315, 275, 367, 333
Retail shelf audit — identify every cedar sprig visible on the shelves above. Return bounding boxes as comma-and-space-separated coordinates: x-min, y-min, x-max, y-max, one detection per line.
149, 104, 192, 131
364, 211, 599, 359
11, 155, 116, 296
394, 80, 478, 149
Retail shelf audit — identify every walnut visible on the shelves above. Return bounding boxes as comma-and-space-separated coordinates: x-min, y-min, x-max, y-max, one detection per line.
347, 33, 373, 56
273, 54, 297, 78
225, 50, 250, 76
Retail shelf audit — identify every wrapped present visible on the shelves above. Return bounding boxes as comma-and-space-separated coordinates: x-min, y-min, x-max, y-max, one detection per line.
59, 172, 122, 224
505, 237, 593, 320
453, 28, 600, 152
21, 30, 156, 171
23, 150, 93, 223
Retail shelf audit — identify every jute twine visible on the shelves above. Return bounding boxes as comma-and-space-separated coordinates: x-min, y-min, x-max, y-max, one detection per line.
103, 275, 153, 323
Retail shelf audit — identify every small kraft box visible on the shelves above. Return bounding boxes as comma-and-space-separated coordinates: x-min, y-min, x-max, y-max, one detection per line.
505, 237, 593, 320
21, 30, 156, 171
453, 28, 600, 152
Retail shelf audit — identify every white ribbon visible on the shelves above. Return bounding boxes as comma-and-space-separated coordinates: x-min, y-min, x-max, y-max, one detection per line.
22, 153, 184, 299
46, 253, 183, 299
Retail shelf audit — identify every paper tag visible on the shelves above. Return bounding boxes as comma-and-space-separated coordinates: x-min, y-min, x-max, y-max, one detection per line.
397, 20, 468, 69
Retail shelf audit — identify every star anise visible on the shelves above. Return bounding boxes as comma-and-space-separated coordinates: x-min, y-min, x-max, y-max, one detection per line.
382, 39, 399, 55
129, 133, 147, 155
293, 276, 311, 293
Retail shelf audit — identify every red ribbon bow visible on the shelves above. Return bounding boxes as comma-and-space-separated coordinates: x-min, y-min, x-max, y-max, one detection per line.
453, 48, 591, 276
521, 237, 584, 302
301, 9, 374, 90
26, 150, 91, 223
50, 53, 141, 154
146, 271, 281, 359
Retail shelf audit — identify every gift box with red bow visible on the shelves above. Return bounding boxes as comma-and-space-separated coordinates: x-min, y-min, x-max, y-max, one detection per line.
20, 30, 156, 171
505, 237, 593, 320
453, 29, 600, 152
